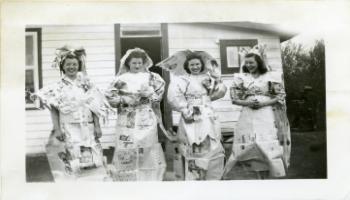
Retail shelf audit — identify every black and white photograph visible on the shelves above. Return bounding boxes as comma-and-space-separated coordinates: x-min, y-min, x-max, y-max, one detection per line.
25, 22, 326, 182
1, 1, 350, 200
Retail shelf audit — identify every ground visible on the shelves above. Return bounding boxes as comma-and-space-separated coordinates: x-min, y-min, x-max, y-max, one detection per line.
26, 131, 326, 182
282, 130, 327, 179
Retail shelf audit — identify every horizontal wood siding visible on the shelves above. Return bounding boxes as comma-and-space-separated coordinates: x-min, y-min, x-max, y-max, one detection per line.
168, 23, 283, 134
26, 25, 117, 154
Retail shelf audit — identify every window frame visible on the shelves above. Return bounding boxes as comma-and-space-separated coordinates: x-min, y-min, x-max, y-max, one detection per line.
25, 28, 42, 110
219, 39, 258, 74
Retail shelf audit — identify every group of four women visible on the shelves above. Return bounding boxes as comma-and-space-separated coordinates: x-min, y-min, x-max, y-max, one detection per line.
36, 46, 291, 181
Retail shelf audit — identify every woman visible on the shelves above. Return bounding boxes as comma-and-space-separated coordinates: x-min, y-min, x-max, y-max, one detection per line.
105, 48, 166, 181
167, 52, 227, 180
223, 48, 291, 179
34, 46, 111, 180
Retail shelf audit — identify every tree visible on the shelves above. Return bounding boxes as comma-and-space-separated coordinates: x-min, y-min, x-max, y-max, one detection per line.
282, 39, 326, 130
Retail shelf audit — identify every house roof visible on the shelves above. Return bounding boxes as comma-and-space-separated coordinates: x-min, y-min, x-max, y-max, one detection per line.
211, 22, 297, 42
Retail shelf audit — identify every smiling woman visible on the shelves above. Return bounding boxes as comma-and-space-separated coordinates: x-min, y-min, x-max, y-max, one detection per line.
224, 45, 291, 180
60, 57, 81, 80
104, 48, 167, 181
242, 53, 268, 75
165, 51, 227, 180
183, 53, 205, 75
33, 46, 112, 181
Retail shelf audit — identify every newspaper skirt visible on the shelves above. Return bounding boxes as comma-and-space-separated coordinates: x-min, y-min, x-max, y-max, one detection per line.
224, 97, 286, 178
46, 122, 107, 181
174, 109, 225, 181
110, 105, 166, 181
174, 142, 225, 181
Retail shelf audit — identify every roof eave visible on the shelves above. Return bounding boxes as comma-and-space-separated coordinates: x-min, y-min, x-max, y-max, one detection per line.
209, 22, 298, 43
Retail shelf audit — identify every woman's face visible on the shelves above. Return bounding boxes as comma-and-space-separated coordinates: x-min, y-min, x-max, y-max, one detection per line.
128, 57, 144, 73
188, 58, 202, 75
244, 56, 258, 74
62, 58, 80, 79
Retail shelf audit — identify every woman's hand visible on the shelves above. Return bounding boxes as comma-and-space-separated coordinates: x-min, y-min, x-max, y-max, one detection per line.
249, 99, 266, 109
181, 108, 194, 123
139, 90, 153, 98
183, 114, 194, 123
53, 129, 66, 142
123, 95, 138, 106
250, 98, 279, 109
114, 80, 126, 90
108, 96, 121, 107
201, 77, 212, 90
138, 85, 154, 98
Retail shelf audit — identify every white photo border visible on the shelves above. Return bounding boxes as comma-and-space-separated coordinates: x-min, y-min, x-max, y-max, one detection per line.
1, 1, 350, 200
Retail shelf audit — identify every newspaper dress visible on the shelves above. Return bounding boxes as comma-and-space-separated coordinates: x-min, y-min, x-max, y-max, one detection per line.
224, 71, 291, 178
105, 70, 167, 181
167, 74, 227, 180
35, 73, 110, 180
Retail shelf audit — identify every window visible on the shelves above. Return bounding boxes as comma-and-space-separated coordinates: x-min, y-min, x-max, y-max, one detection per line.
25, 28, 42, 109
219, 39, 258, 74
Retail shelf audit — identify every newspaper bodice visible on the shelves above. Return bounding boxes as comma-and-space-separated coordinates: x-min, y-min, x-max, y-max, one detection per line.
230, 71, 286, 105
168, 74, 226, 145
35, 72, 111, 123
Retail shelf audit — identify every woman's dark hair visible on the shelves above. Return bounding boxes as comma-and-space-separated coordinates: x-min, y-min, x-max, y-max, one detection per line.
183, 53, 205, 74
242, 53, 268, 74
59, 54, 82, 73
124, 49, 148, 70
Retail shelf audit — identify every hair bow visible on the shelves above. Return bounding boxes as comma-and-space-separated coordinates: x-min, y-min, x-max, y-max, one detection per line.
156, 50, 219, 77
239, 44, 267, 58
51, 45, 87, 73
238, 44, 271, 71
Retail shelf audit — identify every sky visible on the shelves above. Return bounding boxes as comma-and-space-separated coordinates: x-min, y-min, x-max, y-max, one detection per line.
283, 33, 323, 51
280, 25, 324, 51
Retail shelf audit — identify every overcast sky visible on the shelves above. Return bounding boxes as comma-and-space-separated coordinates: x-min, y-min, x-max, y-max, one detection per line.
280, 25, 324, 50
284, 35, 323, 51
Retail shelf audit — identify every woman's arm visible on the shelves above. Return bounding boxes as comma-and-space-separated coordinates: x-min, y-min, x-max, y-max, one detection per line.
260, 98, 279, 106
231, 98, 255, 107
250, 74, 286, 109
230, 74, 253, 107
49, 106, 65, 141
167, 77, 194, 122
210, 80, 227, 101
50, 106, 60, 131
104, 77, 123, 108
107, 96, 122, 108
148, 72, 165, 102
250, 98, 279, 109
230, 84, 256, 108
92, 113, 102, 139
268, 72, 287, 106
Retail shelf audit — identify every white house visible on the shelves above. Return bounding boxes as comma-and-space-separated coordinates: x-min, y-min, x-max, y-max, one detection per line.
25, 22, 295, 154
